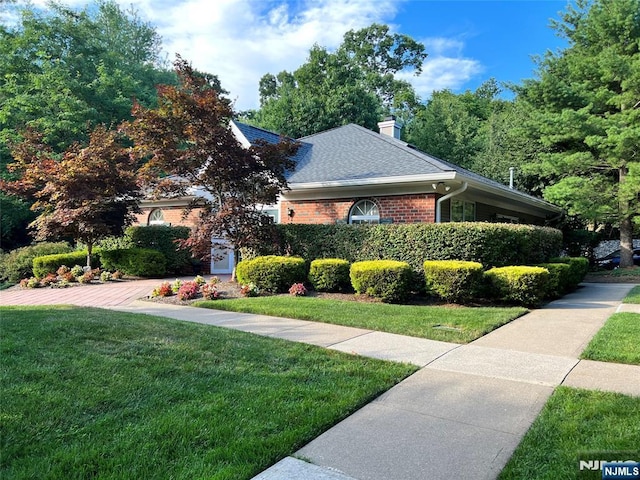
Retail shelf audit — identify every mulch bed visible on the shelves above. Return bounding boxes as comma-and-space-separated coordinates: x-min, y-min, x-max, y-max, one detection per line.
144, 279, 470, 307
145, 280, 387, 306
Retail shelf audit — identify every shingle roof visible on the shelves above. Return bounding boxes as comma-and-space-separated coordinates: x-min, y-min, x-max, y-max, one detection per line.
231, 120, 558, 210
232, 121, 284, 146
290, 123, 458, 183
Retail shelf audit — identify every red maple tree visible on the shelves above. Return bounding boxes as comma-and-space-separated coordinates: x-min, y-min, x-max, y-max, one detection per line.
124, 56, 299, 273
2, 126, 141, 267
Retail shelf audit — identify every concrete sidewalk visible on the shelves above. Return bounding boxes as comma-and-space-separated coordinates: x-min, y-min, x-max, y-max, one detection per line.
257, 283, 639, 480
109, 282, 639, 480
3, 280, 638, 479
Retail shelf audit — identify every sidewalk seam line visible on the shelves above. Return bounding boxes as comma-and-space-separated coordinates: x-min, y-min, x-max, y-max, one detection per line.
421, 343, 463, 367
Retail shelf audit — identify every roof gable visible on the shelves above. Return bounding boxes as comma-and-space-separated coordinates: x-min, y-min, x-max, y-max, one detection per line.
231, 120, 283, 146
288, 124, 458, 184
230, 120, 559, 213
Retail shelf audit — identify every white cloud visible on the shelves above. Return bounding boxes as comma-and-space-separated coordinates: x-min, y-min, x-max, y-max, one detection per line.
8, 0, 484, 109
142, 0, 404, 110
399, 37, 483, 101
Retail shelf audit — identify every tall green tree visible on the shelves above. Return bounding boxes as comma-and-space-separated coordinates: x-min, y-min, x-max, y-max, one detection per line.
519, 0, 640, 267
405, 88, 484, 170
0, 0, 175, 249
404, 78, 541, 189
252, 24, 425, 138
0, 0, 172, 157
469, 99, 549, 193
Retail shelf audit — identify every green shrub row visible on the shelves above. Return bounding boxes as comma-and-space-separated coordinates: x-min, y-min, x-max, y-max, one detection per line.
124, 225, 193, 274
252, 223, 562, 279
33, 251, 100, 278
99, 248, 166, 277
424, 258, 588, 307
549, 256, 589, 291
537, 263, 572, 298
236, 256, 413, 303
236, 254, 588, 307
0, 242, 72, 283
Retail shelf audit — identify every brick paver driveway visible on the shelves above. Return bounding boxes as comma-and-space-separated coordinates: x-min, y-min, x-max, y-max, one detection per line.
0, 278, 162, 307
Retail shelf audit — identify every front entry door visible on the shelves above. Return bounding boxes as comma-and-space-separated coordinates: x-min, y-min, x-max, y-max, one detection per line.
211, 239, 234, 274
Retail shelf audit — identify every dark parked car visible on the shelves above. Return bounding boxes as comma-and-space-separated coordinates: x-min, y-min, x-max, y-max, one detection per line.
596, 249, 640, 269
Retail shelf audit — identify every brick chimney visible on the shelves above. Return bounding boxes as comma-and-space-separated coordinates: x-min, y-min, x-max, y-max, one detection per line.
377, 115, 401, 139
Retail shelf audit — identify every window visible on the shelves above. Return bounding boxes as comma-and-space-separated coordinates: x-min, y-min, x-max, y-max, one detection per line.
262, 208, 279, 224
451, 200, 475, 222
349, 200, 380, 224
148, 209, 165, 225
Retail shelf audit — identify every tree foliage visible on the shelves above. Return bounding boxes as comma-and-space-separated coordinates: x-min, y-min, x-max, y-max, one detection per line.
0, 192, 35, 250
1, 126, 141, 265
125, 57, 300, 265
518, 0, 640, 266
252, 24, 426, 138
404, 79, 543, 192
0, 0, 173, 158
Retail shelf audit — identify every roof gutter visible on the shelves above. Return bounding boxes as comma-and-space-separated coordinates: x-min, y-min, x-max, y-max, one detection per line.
436, 182, 468, 223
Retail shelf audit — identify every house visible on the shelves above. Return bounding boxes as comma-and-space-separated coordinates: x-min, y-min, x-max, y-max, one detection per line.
135, 117, 562, 273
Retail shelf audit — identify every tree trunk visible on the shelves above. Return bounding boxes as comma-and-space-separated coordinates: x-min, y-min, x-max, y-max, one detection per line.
231, 250, 239, 282
618, 167, 634, 268
86, 242, 93, 269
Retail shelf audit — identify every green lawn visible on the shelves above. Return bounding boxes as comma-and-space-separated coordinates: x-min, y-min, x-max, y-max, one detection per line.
588, 266, 640, 278
623, 285, 640, 304
195, 296, 527, 343
0, 306, 416, 480
580, 312, 640, 365
499, 387, 640, 480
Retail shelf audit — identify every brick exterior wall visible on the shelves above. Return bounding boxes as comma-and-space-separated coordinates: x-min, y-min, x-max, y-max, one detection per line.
280, 194, 437, 224
135, 206, 201, 227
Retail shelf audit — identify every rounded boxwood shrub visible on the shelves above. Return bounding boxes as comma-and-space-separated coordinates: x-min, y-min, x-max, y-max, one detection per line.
350, 260, 412, 303
548, 257, 589, 290
537, 262, 572, 298
484, 266, 550, 307
99, 248, 166, 277
235, 255, 307, 293
423, 260, 484, 303
308, 258, 351, 292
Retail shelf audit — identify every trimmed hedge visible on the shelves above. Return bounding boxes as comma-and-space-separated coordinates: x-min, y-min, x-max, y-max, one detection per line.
537, 262, 572, 298
256, 224, 370, 262
549, 257, 589, 290
350, 260, 413, 303
33, 251, 99, 279
99, 248, 166, 277
254, 223, 562, 279
124, 225, 192, 274
423, 260, 484, 303
0, 242, 72, 283
236, 256, 307, 293
308, 258, 351, 292
484, 266, 550, 307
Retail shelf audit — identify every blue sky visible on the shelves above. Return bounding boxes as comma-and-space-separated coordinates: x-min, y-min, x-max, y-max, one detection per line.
394, 1, 568, 91
15, 0, 571, 110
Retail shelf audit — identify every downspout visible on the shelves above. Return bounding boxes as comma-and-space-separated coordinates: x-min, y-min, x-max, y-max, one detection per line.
436, 182, 468, 223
